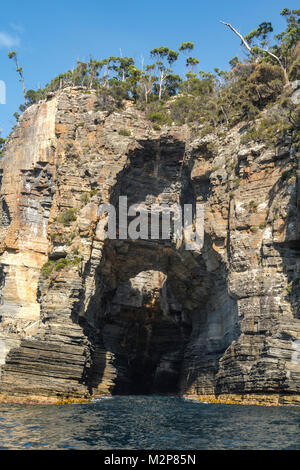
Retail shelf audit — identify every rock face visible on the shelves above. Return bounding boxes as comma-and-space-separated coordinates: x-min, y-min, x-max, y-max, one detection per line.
0, 87, 300, 404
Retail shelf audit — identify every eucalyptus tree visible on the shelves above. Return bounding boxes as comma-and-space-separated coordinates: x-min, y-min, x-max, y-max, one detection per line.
8, 51, 27, 104
164, 73, 182, 97
100, 57, 115, 87
72, 61, 88, 86
125, 64, 142, 100
213, 67, 228, 86
179, 42, 194, 57
273, 9, 300, 75
186, 57, 200, 73
150, 47, 179, 100
179, 42, 200, 74
88, 58, 103, 88
139, 64, 156, 103
110, 57, 135, 82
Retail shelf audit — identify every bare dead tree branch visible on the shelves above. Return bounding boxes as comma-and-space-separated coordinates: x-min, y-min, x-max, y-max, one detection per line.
220, 21, 252, 53
220, 20, 290, 85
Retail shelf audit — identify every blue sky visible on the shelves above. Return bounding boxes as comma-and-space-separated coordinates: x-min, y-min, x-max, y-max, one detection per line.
0, 0, 299, 137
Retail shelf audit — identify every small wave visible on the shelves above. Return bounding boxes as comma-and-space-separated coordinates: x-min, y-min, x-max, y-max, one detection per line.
92, 396, 113, 402
183, 397, 209, 404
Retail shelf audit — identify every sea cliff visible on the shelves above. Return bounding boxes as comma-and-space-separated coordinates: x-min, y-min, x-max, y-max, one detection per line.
0, 85, 300, 405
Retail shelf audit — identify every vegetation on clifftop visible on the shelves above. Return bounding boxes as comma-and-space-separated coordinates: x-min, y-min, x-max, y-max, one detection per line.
7, 8, 300, 146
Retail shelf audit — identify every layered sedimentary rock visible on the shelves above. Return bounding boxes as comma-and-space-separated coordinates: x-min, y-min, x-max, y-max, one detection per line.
0, 86, 300, 404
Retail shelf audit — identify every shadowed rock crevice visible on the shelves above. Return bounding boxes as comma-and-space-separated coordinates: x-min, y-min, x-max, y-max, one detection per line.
81, 137, 214, 395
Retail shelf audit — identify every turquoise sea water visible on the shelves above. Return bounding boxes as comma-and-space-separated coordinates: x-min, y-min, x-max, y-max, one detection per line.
0, 396, 299, 450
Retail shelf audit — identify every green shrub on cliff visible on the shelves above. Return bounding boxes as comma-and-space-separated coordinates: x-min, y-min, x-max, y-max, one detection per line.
57, 209, 77, 226
50, 232, 74, 245
41, 257, 82, 279
240, 99, 300, 148
147, 111, 168, 125
80, 193, 90, 204
41, 261, 55, 278
118, 128, 131, 136
55, 258, 70, 271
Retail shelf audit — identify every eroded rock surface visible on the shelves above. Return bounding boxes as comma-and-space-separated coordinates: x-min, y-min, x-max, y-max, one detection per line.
0, 87, 300, 403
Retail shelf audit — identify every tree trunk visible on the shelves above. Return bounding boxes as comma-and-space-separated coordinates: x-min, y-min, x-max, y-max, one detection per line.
159, 74, 164, 101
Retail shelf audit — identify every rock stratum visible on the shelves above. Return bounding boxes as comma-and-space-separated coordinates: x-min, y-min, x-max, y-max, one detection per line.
0, 87, 300, 405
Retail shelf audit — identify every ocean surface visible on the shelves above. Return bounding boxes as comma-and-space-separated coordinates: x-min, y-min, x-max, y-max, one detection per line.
0, 395, 300, 450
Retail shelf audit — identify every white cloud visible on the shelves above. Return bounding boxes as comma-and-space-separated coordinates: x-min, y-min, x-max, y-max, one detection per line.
0, 32, 19, 48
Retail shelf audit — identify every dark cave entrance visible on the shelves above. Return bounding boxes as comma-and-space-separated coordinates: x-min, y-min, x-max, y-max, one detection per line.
83, 247, 195, 396
107, 307, 190, 395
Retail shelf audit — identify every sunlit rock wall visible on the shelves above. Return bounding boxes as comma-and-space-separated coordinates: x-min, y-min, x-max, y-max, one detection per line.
0, 86, 299, 404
